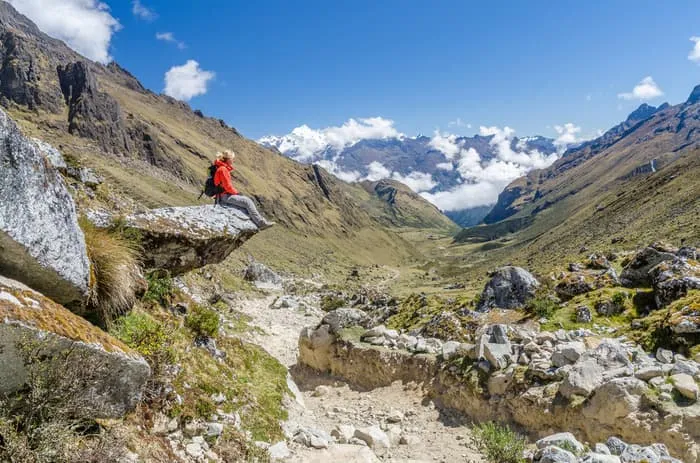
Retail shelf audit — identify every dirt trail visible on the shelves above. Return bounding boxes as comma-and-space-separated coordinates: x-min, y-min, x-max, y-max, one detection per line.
227, 282, 484, 463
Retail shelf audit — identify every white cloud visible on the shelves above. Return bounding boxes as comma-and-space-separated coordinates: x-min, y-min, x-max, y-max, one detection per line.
553, 123, 582, 152
259, 117, 402, 161
428, 130, 462, 160
618, 76, 664, 100
8, 0, 120, 64
421, 127, 563, 211
156, 32, 186, 49
316, 160, 361, 183
365, 161, 392, 181
586, 94, 592, 101
690, 37, 700, 63
435, 162, 453, 171
132, 0, 156, 20
391, 171, 436, 193
164, 60, 215, 101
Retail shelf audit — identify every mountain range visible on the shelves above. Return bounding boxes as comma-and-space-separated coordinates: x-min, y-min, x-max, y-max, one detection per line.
260, 128, 560, 226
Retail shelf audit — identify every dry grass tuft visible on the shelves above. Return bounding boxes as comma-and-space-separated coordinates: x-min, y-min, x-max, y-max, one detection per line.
80, 218, 142, 327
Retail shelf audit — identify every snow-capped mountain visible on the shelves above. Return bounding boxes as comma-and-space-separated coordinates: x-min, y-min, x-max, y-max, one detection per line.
260, 118, 561, 226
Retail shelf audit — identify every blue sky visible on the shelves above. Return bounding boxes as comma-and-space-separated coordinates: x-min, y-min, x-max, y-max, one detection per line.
12, 0, 700, 140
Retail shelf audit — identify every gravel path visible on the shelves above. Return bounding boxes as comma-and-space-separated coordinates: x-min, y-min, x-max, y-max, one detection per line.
226, 287, 484, 463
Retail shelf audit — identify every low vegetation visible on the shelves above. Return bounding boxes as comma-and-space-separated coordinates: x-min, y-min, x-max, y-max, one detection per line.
185, 304, 220, 338
471, 421, 526, 463
142, 271, 175, 307
80, 217, 142, 327
524, 294, 560, 318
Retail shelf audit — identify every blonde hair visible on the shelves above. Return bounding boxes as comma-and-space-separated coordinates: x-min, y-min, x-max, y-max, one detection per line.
216, 149, 236, 162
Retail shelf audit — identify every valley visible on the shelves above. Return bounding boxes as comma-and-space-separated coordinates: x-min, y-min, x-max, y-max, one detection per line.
0, 2, 699, 463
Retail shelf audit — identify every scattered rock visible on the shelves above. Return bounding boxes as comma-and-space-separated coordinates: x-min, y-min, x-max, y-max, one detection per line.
670, 373, 699, 401
650, 258, 700, 307
477, 266, 540, 311
268, 441, 291, 460
534, 445, 577, 462
331, 424, 356, 444
620, 243, 677, 287
536, 432, 585, 455
354, 425, 391, 450
322, 308, 370, 334
655, 348, 674, 364
244, 260, 283, 289
606, 437, 627, 456
576, 305, 593, 323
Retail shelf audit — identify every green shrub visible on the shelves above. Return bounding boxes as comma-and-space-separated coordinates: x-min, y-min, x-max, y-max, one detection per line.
110, 312, 169, 357
525, 295, 560, 318
471, 422, 526, 463
185, 305, 220, 338
611, 291, 628, 309
79, 217, 141, 327
142, 271, 174, 306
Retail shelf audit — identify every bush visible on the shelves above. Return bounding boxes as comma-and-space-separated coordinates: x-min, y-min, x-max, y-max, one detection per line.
80, 217, 142, 327
142, 271, 174, 306
525, 295, 560, 318
471, 422, 526, 463
611, 291, 628, 309
110, 312, 170, 358
185, 305, 220, 338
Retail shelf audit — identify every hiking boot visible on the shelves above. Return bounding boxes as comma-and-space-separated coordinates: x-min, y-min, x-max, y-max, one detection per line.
259, 220, 275, 230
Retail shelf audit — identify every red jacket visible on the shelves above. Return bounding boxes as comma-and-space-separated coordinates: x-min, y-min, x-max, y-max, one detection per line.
213, 159, 239, 196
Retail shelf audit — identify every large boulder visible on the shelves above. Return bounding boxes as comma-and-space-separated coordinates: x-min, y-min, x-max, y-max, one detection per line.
650, 258, 700, 307
92, 206, 258, 275
243, 260, 282, 289
477, 266, 539, 311
620, 243, 677, 287
560, 340, 633, 399
0, 276, 150, 418
0, 109, 90, 307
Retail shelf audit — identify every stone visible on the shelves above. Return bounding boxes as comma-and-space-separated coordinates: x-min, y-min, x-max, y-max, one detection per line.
581, 454, 620, 463
295, 444, 380, 463
483, 342, 513, 370
322, 308, 370, 334
243, 260, 282, 289
0, 110, 90, 307
293, 426, 331, 449
536, 432, 585, 454
312, 385, 331, 397
587, 254, 612, 270
331, 424, 356, 443
594, 443, 611, 455
488, 371, 513, 395
556, 273, 596, 299
559, 359, 605, 398
619, 444, 662, 463
387, 409, 404, 423
534, 445, 577, 462
583, 378, 648, 425
671, 358, 699, 376
354, 425, 391, 450
620, 244, 678, 287
0, 277, 150, 419
606, 437, 628, 456
650, 258, 700, 307
656, 348, 674, 364
477, 266, 540, 311
91, 206, 258, 276
441, 340, 461, 360
670, 373, 699, 401
362, 325, 388, 340
552, 342, 586, 367
634, 365, 667, 381
206, 422, 224, 437
185, 442, 204, 459
576, 305, 593, 323
65, 166, 103, 187
268, 441, 291, 460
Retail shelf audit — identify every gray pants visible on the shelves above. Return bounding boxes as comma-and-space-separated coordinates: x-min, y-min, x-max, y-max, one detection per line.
219, 194, 266, 225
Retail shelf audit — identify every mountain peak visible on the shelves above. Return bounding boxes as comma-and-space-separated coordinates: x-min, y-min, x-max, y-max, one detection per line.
687, 85, 700, 105
626, 103, 657, 123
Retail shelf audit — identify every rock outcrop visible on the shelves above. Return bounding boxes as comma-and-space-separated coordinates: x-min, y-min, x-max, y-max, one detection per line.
91, 206, 258, 275
0, 276, 150, 418
477, 266, 539, 311
57, 61, 131, 155
620, 243, 678, 287
0, 109, 90, 306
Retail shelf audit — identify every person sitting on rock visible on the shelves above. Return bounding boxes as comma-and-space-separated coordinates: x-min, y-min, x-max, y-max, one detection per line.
213, 150, 275, 230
